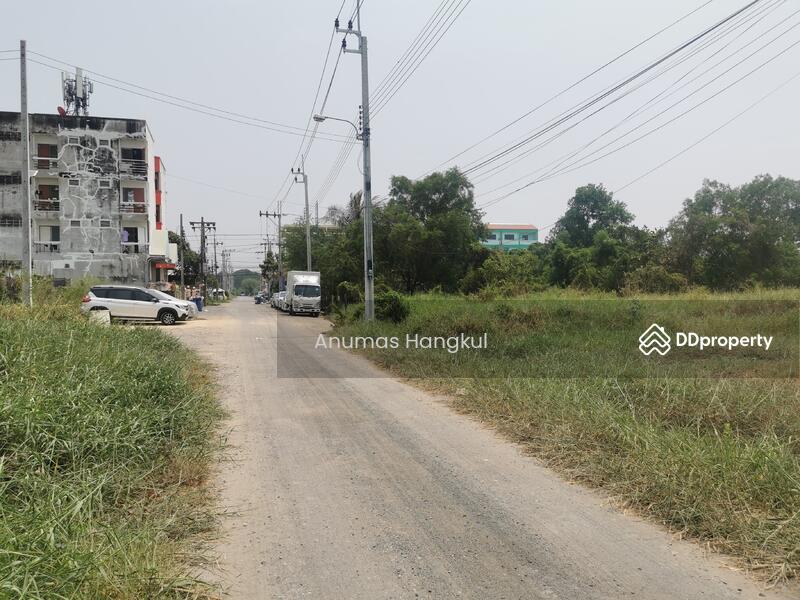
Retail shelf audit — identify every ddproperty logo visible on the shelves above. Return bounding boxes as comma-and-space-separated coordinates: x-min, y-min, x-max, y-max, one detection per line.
639, 323, 671, 356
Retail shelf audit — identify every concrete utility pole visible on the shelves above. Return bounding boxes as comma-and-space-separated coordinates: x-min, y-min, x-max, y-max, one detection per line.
179, 213, 186, 298
212, 235, 223, 286
190, 218, 215, 300
337, 9, 374, 320
260, 202, 285, 290
291, 160, 312, 271
19, 40, 32, 307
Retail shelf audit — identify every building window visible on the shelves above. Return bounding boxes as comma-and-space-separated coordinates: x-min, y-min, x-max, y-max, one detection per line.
0, 216, 22, 227
98, 179, 111, 188
0, 173, 22, 185
504, 233, 515, 241
68, 179, 79, 187
121, 147, 145, 161
39, 225, 60, 242
488, 233, 497, 241
521, 234, 529, 241
37, 143, 58, 169
70, 220, 81, 227
121, 226, 143, 253
37, 184, 60, 200
67, 136, 80, 145
99, 139, 110, 147
100, 219, 112, 228
122, 187, 145, 204
0, 131, 21, 142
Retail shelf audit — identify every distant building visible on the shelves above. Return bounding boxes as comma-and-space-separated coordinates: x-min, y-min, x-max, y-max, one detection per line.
0, 111, 177, 285
482, 223, 538, 251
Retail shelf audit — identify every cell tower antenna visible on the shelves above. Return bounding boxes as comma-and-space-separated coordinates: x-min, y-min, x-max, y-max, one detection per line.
61, 67, 93, 116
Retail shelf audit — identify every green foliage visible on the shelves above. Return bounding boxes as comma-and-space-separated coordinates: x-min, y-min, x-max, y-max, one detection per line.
666, 176, 800, 290
375, 290, 410, 323
624, 265, 689, 294
232, 268, 261, 290
259, 249, 279, 286
288, 173, 799, 301
168, 230, 200, 285
550, 183, 633, 247
239, 277, 260, 295
336, 280, 363, 305
283, 168, 487, 307
0, 286, 223, 598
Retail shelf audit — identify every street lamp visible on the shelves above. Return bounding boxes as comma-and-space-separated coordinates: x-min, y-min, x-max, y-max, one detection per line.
313, 114, 362, 140
314, 110, 374, 321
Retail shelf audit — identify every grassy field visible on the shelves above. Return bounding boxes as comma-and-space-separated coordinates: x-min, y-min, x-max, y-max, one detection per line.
333, 289, 800, 582
0, 281, 224, 599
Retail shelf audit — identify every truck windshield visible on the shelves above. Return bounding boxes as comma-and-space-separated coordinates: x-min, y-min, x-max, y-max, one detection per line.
295, 284, 320, 297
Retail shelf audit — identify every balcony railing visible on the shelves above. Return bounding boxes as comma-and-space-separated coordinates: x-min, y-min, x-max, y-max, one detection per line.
119, 158, 148, 178
121, 242, 148, 254
120, 202, 148, 214
32, 157, 59, 172
34, 241, 60, 254
33, 199, 61, 212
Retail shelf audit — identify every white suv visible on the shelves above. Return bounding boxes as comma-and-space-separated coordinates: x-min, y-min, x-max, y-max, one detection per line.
81, 285, 191, 325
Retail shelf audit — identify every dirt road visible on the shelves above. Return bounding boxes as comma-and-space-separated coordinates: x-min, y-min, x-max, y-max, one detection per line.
170, 298, 792, 599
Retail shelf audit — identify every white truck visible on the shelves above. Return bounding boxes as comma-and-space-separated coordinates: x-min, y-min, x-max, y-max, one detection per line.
284, 271, 321, 317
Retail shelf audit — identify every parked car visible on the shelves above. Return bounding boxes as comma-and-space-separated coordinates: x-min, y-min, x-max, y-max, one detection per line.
276, 291, 287, 311
148, 289, 197, 320
81, 285, 191, 325
271, 292, 280, 308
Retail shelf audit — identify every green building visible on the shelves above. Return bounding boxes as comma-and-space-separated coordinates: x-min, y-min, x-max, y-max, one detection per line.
482, 223, 538, 251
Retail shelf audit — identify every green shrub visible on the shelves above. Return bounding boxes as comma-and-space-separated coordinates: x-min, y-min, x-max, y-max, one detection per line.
625, 265, 689, 294
375, 290, 410, 323
336, 280, 363, 305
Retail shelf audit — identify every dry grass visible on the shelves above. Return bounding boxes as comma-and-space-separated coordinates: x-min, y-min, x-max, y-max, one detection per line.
334, 290, 800, 582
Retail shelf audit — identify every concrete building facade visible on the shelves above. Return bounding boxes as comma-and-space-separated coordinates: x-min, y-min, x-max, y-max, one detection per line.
0, 111, 176, 285
482, 223, 539, 251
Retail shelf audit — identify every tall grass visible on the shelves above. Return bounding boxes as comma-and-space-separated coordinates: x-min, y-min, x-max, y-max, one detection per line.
334, 290, 800, 582
0, 281, 224, 598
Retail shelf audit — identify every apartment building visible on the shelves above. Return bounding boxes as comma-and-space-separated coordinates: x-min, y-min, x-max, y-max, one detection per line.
482, 223, 539, 251
0, 111, 177, 285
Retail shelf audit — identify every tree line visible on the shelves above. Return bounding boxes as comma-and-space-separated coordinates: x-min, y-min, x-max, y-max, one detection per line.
274, 169, 799, 305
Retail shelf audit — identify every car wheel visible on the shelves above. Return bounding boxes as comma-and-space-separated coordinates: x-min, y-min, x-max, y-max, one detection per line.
159, 310, 177, 325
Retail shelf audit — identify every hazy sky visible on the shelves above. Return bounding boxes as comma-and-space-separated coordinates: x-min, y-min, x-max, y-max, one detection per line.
3, 0, 799, 269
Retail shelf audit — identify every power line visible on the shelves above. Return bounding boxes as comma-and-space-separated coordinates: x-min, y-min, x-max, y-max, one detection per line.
472, 0, 788, 187
478, 35, 800, 209
266, 10, 350, 214
310, 0, 471, 213
170, 173, 269, 200
616, 68, 800, 192
373, 0, 474, 116
26, 56, 356, 144
370, 0, 453, 102
461, 0, 767, 178
474, 2, 797, 191
26, 50, 348, 137
420, 0, 722, 177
